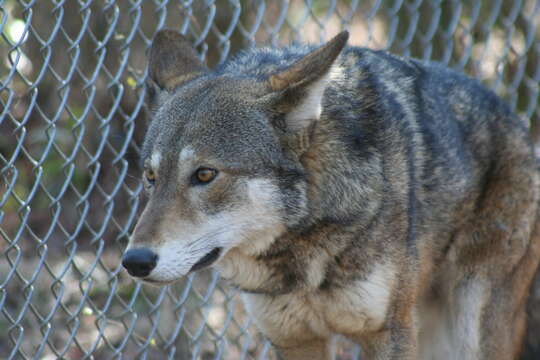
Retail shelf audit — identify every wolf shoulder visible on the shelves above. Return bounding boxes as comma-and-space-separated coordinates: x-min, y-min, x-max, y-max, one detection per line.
329, 47, 533, 179
336, 46, 526, 134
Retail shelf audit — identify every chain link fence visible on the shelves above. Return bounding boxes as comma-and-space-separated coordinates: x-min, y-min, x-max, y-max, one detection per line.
1, 0, 539, 359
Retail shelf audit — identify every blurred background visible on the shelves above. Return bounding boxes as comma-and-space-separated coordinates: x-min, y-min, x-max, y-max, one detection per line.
1, 1, 539, 359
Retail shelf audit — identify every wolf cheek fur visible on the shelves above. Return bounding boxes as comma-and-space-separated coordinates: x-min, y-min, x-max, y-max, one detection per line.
121, 29, 540, 360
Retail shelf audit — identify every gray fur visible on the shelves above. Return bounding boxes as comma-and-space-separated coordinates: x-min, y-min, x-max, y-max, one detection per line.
124, 29, 540, 360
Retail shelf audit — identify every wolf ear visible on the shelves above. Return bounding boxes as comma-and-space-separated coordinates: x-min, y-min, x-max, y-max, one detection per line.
148, 29, 208, 91
267, 31, 349, 132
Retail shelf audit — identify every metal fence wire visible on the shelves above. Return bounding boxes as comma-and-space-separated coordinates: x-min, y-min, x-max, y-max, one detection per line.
1, 0, 540, 359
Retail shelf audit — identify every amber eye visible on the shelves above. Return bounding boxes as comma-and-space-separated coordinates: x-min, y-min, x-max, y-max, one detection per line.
145, 169, 156, 185
193, 168, 217, 185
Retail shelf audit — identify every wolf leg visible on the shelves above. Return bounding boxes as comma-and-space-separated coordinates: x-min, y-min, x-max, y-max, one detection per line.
475, 279, 528, 360
241, 293, 332, 360
419, 232, 539, 359
463, 229, 539, 360
423, 274, 531, 360
352, 326, 418, 360
418, 277, 490, 360
274, 338, 331, 360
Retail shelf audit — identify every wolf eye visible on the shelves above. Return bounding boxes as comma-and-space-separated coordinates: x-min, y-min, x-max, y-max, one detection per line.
193, 168, 218, 185
144, 169, 156, 185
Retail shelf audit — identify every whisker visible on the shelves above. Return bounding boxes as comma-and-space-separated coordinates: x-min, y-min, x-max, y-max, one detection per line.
185, 221, 255, 251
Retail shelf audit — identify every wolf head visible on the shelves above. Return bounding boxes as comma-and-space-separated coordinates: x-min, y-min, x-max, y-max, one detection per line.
122, 30, 349, 284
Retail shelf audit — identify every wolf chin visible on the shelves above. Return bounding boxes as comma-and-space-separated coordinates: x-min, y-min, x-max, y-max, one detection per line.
121, 29, 540, 360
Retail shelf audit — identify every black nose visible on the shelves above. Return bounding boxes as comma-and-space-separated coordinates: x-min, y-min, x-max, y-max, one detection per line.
122, 248, 158, 278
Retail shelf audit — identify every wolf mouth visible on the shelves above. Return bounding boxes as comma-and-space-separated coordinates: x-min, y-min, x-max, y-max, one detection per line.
190, 247, 222, 273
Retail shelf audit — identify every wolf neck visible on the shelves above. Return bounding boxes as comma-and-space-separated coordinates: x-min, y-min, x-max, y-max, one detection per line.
300, 103, 384, 230
224, 99, 387, 296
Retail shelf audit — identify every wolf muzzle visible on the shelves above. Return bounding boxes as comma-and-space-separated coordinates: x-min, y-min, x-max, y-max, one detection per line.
122, 248, 158, 278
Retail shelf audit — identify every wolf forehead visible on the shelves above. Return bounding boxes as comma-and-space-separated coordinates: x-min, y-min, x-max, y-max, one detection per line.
141, 76, 284, 169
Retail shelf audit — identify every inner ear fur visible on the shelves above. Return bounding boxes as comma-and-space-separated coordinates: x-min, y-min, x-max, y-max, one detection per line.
148, 29, 208, 91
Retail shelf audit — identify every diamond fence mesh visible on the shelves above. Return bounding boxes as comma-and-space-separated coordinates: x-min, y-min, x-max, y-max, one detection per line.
1, 0, 539, 359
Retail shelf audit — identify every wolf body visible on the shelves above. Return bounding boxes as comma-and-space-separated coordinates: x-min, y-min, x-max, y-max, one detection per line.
122, 30, 540, 360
